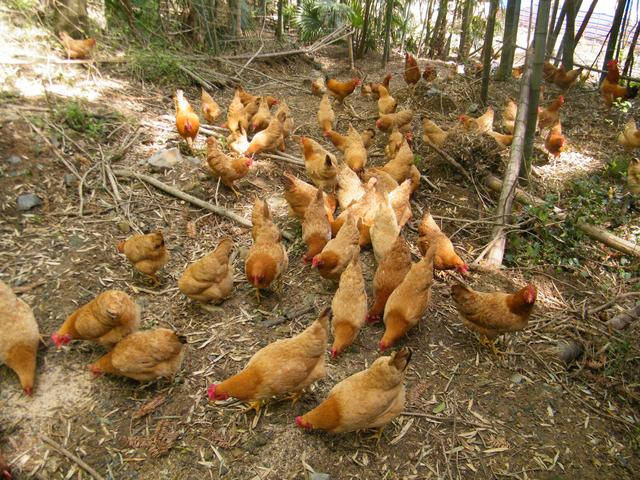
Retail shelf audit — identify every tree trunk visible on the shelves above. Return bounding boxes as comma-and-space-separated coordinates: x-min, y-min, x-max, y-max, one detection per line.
357, 0, 373, 58
53, 0, 88, 34
561, 0, 576, 69
497, 0, 522, 80
480, 0, 499, 105
622, 20, 640, 79
443, 0, 461, 59
399, 0, 413, 53
547, 0, 560, 47
233, 0, 243, 36
429, 0, 450, 59
419, 0, 436, 57
615, 0, 632, 61
546, 0, 567, 59
458, 0, 474, 61
601, 0, 627, 82
276, 0, 284, 40
382, 0, 394, 67
575, 0, 598, 45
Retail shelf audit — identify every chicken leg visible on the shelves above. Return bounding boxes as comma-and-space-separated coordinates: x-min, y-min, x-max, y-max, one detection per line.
479, 336, 503, 356
283, 390, 303, 405
244, 399, 265, 414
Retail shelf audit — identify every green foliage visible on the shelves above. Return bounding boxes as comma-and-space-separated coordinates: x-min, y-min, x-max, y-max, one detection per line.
613, 98, 633, 113
6, 0, 37, 10
295, 0, 354, 42
128, 48, 187, 84
55, 102, 109, 139
605, 339, 634, 377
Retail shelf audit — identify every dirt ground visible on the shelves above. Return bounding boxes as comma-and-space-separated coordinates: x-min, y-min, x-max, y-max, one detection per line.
1, 8, 639, 480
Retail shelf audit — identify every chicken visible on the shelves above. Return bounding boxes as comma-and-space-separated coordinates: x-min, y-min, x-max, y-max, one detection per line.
281, 172, 337, 219
330, 252, 367, 358
318, 93, 335, 133
543, 61, 557, 81
201, 88, 221, 124
538, 95, 564, 130
296, 347, 411, 434
277, 101, 294, 142
378, 138, 415, 184
174, 89, 200, 151
335, 160, 366, 210
388, 179, 413, 228
601, 59, 639, 109
311, 77, 326, 97
208, 308, 330, 410
512, 64, 525, 79
313, 214, 359, 280
628, 158, 640, 195
551, 64, 583, 90
226, 88, 247, 134
236, 85, 278, 108
545, 120, 565, 157
0, 280, 39, 395
487, 130, 514, 148
59, 31, 96, 59
242, 97, 261, 126
379, 247, 435, 351
117, 231, 169, 284
618, 120, 640, 151
325, 76, 362, 102
251, 97, 272, 132
245, 200, 288, 300
326, 124, 368, 173
422, 64, 437, 82
52, 290, 140, 348
502, 97, 517, 134
367, 236, 412, 324
404, 52, 421, 91
422, 119, 447, 147
302, 189, 332, 264
370, 195, 399, 263
89, 328, 186, 381
385, 129, 408, 159
206, 137, 252, 194
364, 169, 398, 195
227, 127, 250, 155
301, 135, 338, 192
331, 180, 379, 245
451, 283, 537, 354
418, 212, 468, 273
361, 128, 376, 148
376, 110, 414, 132
0, 452, 10, 480
178, 237, 234, 304
361, 73, 392, 99
377, 85, 397, 115
246, 110, 286, 154
459, 106, 494, 133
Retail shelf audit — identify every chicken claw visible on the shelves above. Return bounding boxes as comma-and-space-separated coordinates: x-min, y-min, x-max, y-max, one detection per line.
284, 391, 303, 405
365, 426, 385, 445
479, 336, 503, 356
244, 399, 265, 414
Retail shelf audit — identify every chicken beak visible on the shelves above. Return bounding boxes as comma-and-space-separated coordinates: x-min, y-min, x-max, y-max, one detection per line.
23, 386, 33, 396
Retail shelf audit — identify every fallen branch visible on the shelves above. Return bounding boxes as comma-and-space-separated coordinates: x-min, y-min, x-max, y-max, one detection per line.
40, 434, 105, 480
423, 143, 474, 184
177, 65, 218, 91
590, 292, 640, 315
485, 176, 640, 258
12, 279, 46, 293
607, 304, 640, 331
261, 303, 316, 327
260, 153, 305, 167
112, 169, 294, 241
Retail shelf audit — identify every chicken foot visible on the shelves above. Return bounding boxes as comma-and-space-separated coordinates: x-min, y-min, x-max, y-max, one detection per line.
283, 390, 303, 405
244, 399, 265, 414
364, 426, 385, 445
479, 336, 503, 356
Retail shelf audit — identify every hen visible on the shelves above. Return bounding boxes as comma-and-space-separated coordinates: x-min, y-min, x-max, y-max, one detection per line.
52, 290, 140, 348
117, 231, 169, 284
206, 137, 252, 194
276, 101, 294, 143
330, 252, 367, 358
502, 97, 517, 134
296, 348, 411, 435
404, 53, 421, 92
459, 106, 494, 133
418, 212, 468, 273
174, 89, 200, 151
361, 73, 392, 99
385, 129, 409, 159
601, 59, 639, 109
317, 93, 335, 133
59, 31, 96, 59
236, 86, 278, 108
311, 77, 326, 96
545, 120, 565, 157
551, 64, 583, 90
538, 95, 564, 130
370, 195, 400, 263
226, 88, 247, 134
325, 76, 361, 102
178, 237, 234, 304
89, 328, 186, 381
326, 124, 368, 173
423, 64, 437, 82
361, 128, 376, 148
201, 88, 221, 124
628, 158, 640, 195
246, 110, 286, 154
281, 172, 337, 219
313, 214, 360, 280
251, 97, 272, 132
617, 120, 640, 151
377, 86, 397, 115
422, 118, 448, 147
0, 452, 10, 480
301, 136, 338, 192
335, 160, 366, 210
0, 280, 39, 395
487, 130, 514, 148
377, 138, 418, 188
331, 180, 379, 245
379, 247, 435, 351
302, 189, 333, 264
208, 308, 330, 411
451, 283, 537, 354
376, 110, 414, 132
227, 127, 250, 156
367, 236, 412, 324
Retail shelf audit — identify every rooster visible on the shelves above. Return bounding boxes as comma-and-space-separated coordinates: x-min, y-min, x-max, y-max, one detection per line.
601, 59, 639, 109
404, 52, 421, 93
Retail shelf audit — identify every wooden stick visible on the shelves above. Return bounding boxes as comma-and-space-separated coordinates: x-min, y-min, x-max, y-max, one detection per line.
261, 303, 316, 327
112, 169, 294, 241
40, 434, 105, 480
260, 153, 305, 167
423, 143, 474, 184
607, 304, 640, 331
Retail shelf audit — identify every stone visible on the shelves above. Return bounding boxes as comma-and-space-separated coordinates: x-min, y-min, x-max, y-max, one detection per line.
116, 220, 131, 233
184, 155, 202, 166
64, 173, 78, 187
147, 148, 182, 172
510, 373, 526, 385
6, 154, 21, 164
16, 193, 42, 211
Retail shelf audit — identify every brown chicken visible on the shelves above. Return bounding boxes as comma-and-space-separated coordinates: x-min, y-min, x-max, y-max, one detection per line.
379, 138, 415, 184
0, 452, 10, 480
227, 127, 250, 155
226, 88, 247, 134
418, 212, 468, 273
377, 85, 397, 115
242, 97, 261, 126
423, 64, 437, 82
538, 95, 564, 130
311, 77, 326, 96
361, 73, 392, 99
364, 169, 398, 196
512, 64, 525, 79
370, 195, 399, 263
422, 119, 448, 147
545, 120, 565, 157
404, 53, 421, 91
277, 101, 294, 143
451, 283, 537, 354
89, 328, 186, 381
551, 64, 583, 90
0, 281, 39, 395
281, 172, 337, 219
246, 110, 286, 154
117, 231, 169, 284
618, 120, 640, 151
325, 124, 368, 173
335, 160, 366, 210
302, 189, 332, 264
296, 347, 411, 434
206, 137, 252, 194
384, 129, 407, 159
251, 97, 272, 132
201, 88, 221, 124
487, 130, 514, 148
52, 290, 140, 349
318, 93, 335, 133
59, 31, 96, 59
502, 97, 517, 134
208, 308, 330, 410
178, 237, 234, 304
330, 252, 367, 358
174, 89, 200, 151
313, 214, 359, 280
367, 236, 412, 324
601, 59, 639, 109
331, 180, 379, 245
376, 110, 414, 132
388, 179, 413, 228
245, 199, 288, 301
459, 106, 494, 133
361, 128, 376, 148
628, 158, 640, 194
236, 85, 278, 108
301, 136, 338, 192
325, 76, 362, 102
379, 247, 435, 351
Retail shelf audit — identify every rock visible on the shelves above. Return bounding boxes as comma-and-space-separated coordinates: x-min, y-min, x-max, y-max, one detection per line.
64, 173, 78, 187
147, 148, 182, 172
426, 87, 441, 96
6, 154, 21, 164
309, 474, 330, 480
246, 434, 268, 450
510, 373, 526, 385
117, 220, 131, 233
16, 193, 42, 211
184, 155, 202, 166
468, 103, 480, 113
